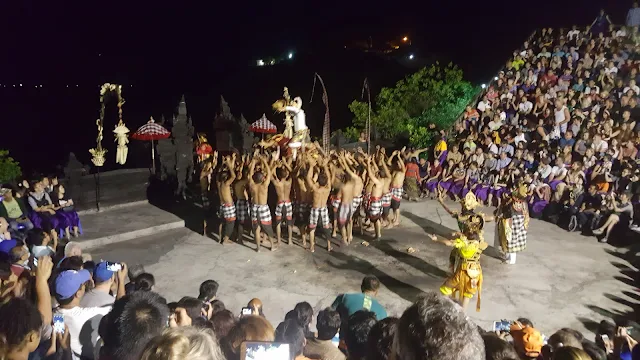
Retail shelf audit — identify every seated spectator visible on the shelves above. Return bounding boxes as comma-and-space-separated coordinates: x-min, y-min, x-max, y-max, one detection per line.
293, 301, 315, 338
133, 272, 155, 292
140, 327, 224, 360
551, 346, 592, 360
593, 191, 634, 242
198, 279, 219, 304
481, 333, 519, 360
367, 317, 399, 360
54, 264, 126, 359
223, 315, 275, 360
0, 217, 11, 241
27, 180, 60, 242
211, 309, 236, 340
52, 184, 80, 239
247, 297, 265, 317
170, 297, 204, 328
64, 242, 82, 258
100, 290, 170, 360
26, 228, 56, 258
509, 321, 544, 359
395, 292, 484, 360
345, 310, 377, 360
0, 298, 43, 360
0, 186, 34, 235
80, 261, 119, 308
275, 318, 313, 360
304, 308, 345, 360
331, 275, 387, 323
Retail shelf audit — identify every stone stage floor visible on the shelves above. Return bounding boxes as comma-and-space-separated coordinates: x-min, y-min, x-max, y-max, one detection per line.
91, 199, 638, 337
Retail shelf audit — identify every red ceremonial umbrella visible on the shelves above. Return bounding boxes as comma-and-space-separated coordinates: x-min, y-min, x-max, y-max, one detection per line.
131, 117, 171, 173
250, 114, 278, 135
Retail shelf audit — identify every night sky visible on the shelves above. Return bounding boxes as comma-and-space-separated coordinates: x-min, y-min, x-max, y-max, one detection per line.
0, 0, 631, 175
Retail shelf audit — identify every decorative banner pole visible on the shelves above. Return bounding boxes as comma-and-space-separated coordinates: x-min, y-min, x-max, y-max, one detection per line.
361, 78, 371, 154
311, 73, 330, 153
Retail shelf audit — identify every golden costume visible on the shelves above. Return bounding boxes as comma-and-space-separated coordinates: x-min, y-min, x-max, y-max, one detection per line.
439, 233, 485, 311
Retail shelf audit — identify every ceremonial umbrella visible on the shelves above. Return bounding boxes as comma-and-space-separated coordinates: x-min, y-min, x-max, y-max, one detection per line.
250, 114, 278, 135
131, 117, 171, 174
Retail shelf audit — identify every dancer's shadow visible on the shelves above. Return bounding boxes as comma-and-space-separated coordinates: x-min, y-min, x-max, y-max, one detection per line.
369, 239, 448, 279
325, 249, 425, 303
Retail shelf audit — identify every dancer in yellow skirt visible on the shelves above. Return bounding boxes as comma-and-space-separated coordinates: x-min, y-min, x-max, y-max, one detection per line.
429, 213, 487, 312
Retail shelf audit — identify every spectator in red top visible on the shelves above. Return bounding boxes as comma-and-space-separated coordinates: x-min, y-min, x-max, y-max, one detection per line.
541, 69, 558, 87
404, 159, 421, 201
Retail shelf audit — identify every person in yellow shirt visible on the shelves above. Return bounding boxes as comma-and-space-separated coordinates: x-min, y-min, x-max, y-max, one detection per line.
434, 135, 448, 165
429, 213, 487, 312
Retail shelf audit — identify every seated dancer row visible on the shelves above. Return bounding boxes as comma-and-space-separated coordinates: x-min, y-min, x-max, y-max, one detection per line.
208, 145, 407, 253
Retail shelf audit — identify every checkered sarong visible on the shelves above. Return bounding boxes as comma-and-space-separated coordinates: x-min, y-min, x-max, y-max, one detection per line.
236, 199, 251, 223
368, 197, 383, 220
251, 204, 272, 226
382, 192, 392, 207
275, 200, 293, 222
352, 195, 363, 210
331, 196, 341, 213
309, 207, 330, 229
218, 203, 236, 222
503, 214, 527, 253
391, 186, 403, 202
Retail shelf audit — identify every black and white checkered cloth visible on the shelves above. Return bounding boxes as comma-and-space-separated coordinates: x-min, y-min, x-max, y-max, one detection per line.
275, 201, 293, 222
352, 195, 363, 210
506, 214, 527, 253
251, 204, 272, 226
391, 187, 403, 202
382, 192, 392, 207
309, 207, 330, 229
236, 199, 251, 223
218, 203, 236, 222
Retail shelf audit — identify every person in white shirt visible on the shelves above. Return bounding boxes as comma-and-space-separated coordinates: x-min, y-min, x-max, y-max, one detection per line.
591, 134, 609, 155
623, 79, 640, 96
568, 26, 581, 41
518, 98, 533, 114
484, 137, 499, 155
477, 96, 491, 113
604, 61, 618, 75
54, 264, 127, 360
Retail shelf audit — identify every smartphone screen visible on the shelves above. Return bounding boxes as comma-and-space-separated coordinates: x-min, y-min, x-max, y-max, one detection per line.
53, 314, 65, 334
106, 262, 122, 272
241, 307, 252, 316
241, 341, 290, 360
493, 320, 511, 332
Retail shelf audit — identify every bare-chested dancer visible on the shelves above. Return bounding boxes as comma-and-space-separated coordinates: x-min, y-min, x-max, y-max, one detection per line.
272, 155, 294, 245
337, 152, 360, 244
200, 151, 217, 208
216, 154, 237, 244
378, 153, 393, 227
293, 158, 312, 247
388, 150, 406, 227
248, 155, 277, 252
349, 152, 367, 235
234, 155, 251, 243
306, 156, 333, 252
366, 157, 384, 239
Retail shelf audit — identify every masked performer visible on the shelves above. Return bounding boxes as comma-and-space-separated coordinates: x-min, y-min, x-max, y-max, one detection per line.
496, 184, 530, 265
429, 213, 486, 312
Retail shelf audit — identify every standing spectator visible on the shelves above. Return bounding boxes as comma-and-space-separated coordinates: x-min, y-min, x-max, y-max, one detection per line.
367, 317, 399, 360
100, 290, 171, 360
139, 327, 224, 360
80, 261, 119, 308
331, 275, 387, 322
304, 308, 345, 360
223, 315, 275, 360
0, 298, 43, 360
628, 2, 640, 27
275, 319, 314, 360
197, 279, 219, 304
482, 333, 519, 360
345, 311, 377, 360
394, 292, 484, 360
54, 264, 126, 359
590, 9, 612, 35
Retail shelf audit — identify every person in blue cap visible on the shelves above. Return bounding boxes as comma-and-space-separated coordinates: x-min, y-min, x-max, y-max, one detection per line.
54, 263, 127, 360
80, 262, 126, 308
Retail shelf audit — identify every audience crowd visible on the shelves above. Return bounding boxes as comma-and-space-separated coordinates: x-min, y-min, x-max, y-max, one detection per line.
4, 7, 640, 360
409, 11, 640, 243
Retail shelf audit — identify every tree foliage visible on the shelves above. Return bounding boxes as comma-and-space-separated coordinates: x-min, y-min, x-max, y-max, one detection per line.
0, 150, 21, 184
348, 63, 478, 148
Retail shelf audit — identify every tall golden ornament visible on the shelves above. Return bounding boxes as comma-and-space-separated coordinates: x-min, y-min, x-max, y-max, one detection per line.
90, 83, 126, 166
